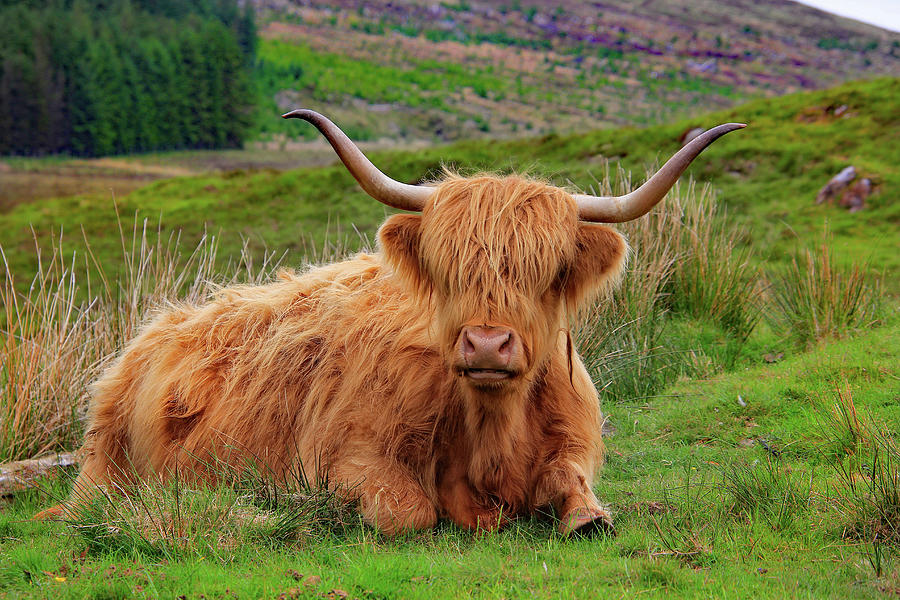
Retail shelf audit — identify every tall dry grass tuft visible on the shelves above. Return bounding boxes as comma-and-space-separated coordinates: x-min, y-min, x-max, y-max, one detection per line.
825, 385, 900, 548
575, 165, 760, 401
661, 181, 760, 342
575, 166, 673, 402
768, 228, 882, 347
0, 216, 283, 463
0, 234, 114, 463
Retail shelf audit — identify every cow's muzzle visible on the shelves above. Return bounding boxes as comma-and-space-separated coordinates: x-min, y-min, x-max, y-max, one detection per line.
454, 325, 522, 383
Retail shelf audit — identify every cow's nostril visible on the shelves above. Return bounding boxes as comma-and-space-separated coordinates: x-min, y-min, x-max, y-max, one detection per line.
498, 333, 512, 356
462, 331, 476, 355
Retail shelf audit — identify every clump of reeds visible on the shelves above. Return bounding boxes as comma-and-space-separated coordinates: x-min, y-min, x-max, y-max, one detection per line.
67, 457, 356, 561
0, 216, 282, 463
824, 385, 900, 549
815, 384, 899, 578
647, 463, 722, 566
1, 238, 99, 462
661, 181, 760, 342
768, 228, 882, 347
723, 456, 812, 531
575, 166, 760, 402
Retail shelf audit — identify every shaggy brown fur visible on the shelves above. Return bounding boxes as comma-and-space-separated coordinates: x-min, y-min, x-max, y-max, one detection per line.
43, 174, 627, 535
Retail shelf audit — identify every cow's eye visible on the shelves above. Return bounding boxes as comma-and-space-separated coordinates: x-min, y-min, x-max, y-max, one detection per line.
556, 264, 571, 287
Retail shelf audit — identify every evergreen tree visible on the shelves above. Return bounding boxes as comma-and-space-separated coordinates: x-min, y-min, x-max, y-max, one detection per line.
0, 0, 256, 156
0, 53, 39, 154
32, 32, 68, 153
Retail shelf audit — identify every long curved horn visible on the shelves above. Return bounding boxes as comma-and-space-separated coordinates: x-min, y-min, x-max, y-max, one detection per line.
283, 109, 431, 212
574, 123, 746, 223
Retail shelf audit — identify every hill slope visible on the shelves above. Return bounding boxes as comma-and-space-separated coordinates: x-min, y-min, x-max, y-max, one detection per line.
1, 78, 897, 290
250, 0, 900, 142
2, 79, 900, 600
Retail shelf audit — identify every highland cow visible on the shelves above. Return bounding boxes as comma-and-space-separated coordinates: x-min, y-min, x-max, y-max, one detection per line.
39, 111, 743, 535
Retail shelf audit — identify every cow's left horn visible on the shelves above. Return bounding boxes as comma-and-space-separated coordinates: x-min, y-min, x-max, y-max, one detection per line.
574, 123, 746, 223
283, 109, 431, 212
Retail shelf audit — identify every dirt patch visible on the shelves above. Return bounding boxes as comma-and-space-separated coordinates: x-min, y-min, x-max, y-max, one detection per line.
0, 168, 160, 212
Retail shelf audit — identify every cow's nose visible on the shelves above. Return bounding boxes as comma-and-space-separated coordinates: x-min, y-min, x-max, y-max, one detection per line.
458, 326, 516, 370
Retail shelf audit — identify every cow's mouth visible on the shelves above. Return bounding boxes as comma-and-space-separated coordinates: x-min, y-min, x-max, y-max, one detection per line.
463, 368, 515, 382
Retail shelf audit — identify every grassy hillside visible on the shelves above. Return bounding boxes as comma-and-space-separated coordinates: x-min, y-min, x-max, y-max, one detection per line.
1, 78, 898, 598
1, 77, 897, 290
248, 0, 900, 142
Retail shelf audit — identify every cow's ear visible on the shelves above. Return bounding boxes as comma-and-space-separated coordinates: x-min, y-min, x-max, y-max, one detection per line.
564, 224, 628, 311
379, 213, 428, 291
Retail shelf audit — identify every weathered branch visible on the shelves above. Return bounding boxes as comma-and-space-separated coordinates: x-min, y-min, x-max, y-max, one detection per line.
0, 453, 77, 496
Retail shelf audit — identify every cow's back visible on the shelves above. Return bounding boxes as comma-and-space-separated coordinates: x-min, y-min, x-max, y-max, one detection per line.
80, 253, 444, 490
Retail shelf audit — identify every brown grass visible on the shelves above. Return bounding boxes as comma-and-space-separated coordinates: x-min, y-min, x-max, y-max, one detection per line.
0, 171, 154, 212
0, 215, 283, 463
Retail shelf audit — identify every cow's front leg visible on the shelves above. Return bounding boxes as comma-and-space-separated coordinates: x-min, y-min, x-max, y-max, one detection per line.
437, 458, 508, 532
439, 475, 507, 532
535, 462, 614, 537
335, 458, 436, 536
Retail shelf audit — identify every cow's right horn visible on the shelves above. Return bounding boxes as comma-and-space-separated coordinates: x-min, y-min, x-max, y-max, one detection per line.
283, 109, 431, 212
573, 123, 746, 223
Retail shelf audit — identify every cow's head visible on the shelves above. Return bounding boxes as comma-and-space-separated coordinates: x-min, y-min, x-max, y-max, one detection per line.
378, 175, 626, 396
284, 110, 743, 396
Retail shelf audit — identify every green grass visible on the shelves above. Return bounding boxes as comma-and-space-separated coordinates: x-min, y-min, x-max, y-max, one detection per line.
2, 321, 898, 598
768, 228, 884, 346
1, 78, 896, 297
251, 32, 738, 141
575, 179, 762, 402
1, 77, 898, 598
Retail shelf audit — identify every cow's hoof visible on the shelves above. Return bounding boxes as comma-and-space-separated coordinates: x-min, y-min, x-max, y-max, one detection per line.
560, 507, 615, 538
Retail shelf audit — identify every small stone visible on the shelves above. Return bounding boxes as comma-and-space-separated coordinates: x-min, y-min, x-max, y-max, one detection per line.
763, 352, 784, 363
816, 166, 856, 204
840, 177, 872, 212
